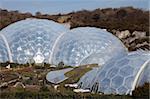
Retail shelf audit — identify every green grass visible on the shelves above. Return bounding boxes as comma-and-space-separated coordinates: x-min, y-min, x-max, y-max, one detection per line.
61, 64, 98, 84
0, 90, 133, 99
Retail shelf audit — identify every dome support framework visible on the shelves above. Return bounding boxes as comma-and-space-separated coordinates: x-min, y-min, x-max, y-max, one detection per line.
49, 32, 67, 64
0, 34, 13, 62
130, 59, 150, 95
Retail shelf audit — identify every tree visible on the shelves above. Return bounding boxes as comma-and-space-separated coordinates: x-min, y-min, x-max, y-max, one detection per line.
132, 82, 149, 98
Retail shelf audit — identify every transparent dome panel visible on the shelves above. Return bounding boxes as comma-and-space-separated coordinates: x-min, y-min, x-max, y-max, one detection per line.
78, 51, 150, 95
0, 35, 9, 62
80, 50, 126, 66
51, 27, 127, 66
78, 68, 99, 89
46, 68, 73, 84
0, 18, 69, 64
136, 61, 150, 87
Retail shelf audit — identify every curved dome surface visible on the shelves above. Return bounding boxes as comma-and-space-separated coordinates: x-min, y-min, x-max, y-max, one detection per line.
136, 61, 150, 86
78, 51, 150, 95
46, 68, 73, 84
0, 18, 69, 63
0, 18, 127, 66
51, 27, 127, 66
80, 51, 126, 66
0, 36, 9, 62
77, 67, 99, 89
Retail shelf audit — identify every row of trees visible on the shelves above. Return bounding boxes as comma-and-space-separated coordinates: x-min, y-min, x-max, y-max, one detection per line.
69, 7, 149, 34
0, 9, 58, 30
1, 7, 149, 33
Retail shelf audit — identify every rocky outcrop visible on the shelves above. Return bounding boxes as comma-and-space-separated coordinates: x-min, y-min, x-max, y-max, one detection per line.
111, 30, 149, 51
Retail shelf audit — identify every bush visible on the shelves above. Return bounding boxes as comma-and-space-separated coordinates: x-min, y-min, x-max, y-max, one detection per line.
132, 82, 149, 99
40, 85, 49, 92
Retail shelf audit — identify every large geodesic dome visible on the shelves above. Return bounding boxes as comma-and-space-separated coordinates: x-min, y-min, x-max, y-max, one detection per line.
0, 18, 127, 66
78, 51, 150, 95
51, 27, 127, 66
0, 18, 69, 64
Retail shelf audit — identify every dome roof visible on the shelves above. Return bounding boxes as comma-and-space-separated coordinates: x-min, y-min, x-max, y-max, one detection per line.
0, 18, 127, 66
78, 51, 150, 95
46, 68, 73, 84
0, 18, 69, 63
51, 27, 127, 66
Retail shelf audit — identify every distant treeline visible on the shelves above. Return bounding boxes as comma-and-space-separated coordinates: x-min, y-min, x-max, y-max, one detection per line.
0, 7, 149, 34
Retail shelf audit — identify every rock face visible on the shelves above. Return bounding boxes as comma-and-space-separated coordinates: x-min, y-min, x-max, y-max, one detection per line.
112, 30, 149, 51
116, 30, 131, 39
132, 31, 146, 38
118, 30, 130, 39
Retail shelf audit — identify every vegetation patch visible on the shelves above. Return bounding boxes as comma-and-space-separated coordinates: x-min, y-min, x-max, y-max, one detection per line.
62, 64, 98, 84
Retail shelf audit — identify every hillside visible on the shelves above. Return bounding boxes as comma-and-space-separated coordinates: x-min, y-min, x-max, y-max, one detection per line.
0, 7, 149, 51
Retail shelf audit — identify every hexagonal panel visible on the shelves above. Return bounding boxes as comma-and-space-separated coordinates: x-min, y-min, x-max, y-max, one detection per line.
117, 86, 128, 94
112, 75, 124, 88
119, 66, 134, 77
107, 67, 119, 78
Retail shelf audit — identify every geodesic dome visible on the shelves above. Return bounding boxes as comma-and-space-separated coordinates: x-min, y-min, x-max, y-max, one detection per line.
51, 27, 127, 66
0, 18, 69, 64
78, 51, 150, 95
0, 19, 127, 66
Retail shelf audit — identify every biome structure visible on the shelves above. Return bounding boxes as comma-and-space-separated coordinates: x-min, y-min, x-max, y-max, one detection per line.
0, 18, 127, 66
78, 50, 150, 95
1, 18, 149, 95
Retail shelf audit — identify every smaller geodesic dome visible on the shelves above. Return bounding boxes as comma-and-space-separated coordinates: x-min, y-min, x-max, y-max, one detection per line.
51, 27, 127, 66
46, 68, 73, 84
78, 51, 150, 95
